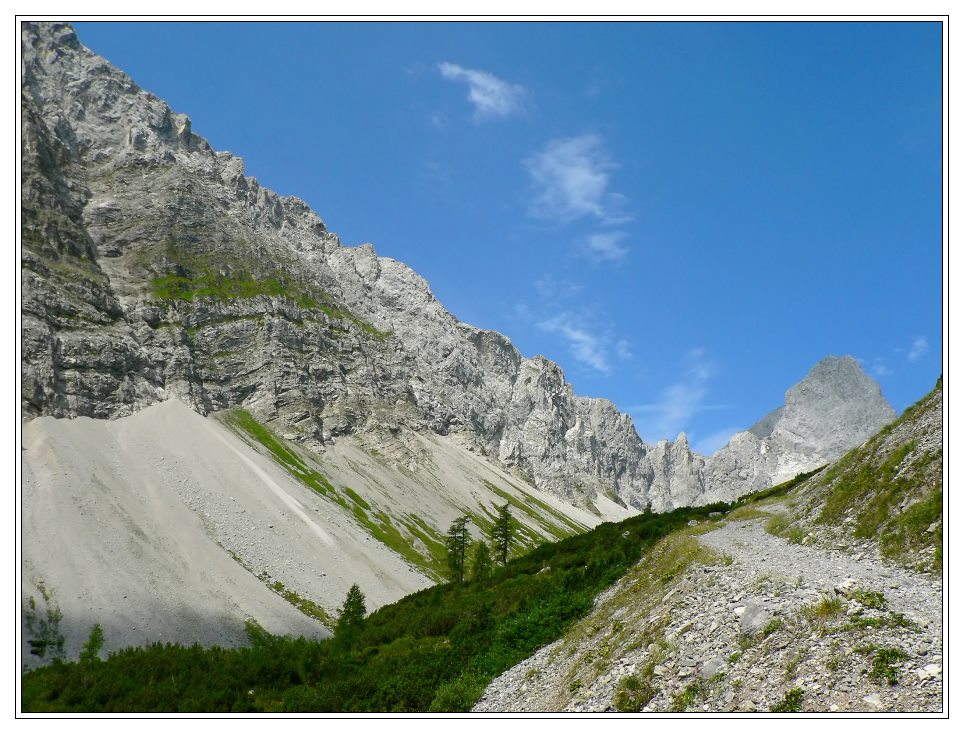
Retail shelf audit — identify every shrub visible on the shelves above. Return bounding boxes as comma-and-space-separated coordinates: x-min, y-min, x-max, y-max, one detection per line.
670, 681, 703, 712
613, 674, 656, 712
79, 624, 105, 664
770, 687, 804, 712
868, 647, 908, 685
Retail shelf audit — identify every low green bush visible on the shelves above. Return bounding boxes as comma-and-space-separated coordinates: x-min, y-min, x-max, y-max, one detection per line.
770, 687, 804, 712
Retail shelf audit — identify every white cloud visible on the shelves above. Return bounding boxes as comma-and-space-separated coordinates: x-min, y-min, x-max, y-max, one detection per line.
869, 357, 892, 377
628, 349, 721, 442
524, 134, 628, 223
908, 336, 929, 362
584, 231, 629, 262
616, 339, 632, 360
438, 62, 525, 120
537, 312, 611, 374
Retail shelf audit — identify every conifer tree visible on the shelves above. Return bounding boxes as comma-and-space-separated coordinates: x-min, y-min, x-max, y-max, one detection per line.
334, 583, 366, 646
445, 515, 472, 583
490, 502, 513, 565
470, 540, 492, 582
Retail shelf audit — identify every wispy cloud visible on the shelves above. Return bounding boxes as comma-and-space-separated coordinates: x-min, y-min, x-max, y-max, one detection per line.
533, 275, 584, 302
628, 349, 725, 443
524, 134, 628, 223
582, 231, 629, 262
870, 357, 892, 377
537, 312, 611, 374
438, 62, 525, 120
616, 339, 632, 360
908, 336, 929, 361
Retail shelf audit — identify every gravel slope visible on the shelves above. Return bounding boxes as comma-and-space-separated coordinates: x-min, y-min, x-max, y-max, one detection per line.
21, 398, 616, 670
21, 399, 423, 668
473, 513, 943, 713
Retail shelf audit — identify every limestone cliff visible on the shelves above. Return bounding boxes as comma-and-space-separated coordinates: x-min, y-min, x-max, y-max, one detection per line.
20, 22, 895, 512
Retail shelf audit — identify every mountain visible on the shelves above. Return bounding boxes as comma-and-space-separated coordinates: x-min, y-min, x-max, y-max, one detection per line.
649, 355, 897, 510
20, 21, 895, 520
474, 378, 943, 713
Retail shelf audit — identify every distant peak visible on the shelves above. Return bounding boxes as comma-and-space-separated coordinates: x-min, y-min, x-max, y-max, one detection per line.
808, 354, 863, 375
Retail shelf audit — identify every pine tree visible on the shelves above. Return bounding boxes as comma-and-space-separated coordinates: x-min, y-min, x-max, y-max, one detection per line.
490, 502, 513, 565
470, 540, 492, 582
445, 515, 472, 583
334, 583, 366, 647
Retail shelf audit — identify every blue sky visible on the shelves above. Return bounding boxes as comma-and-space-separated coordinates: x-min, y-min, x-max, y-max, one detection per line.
73, 21, 944, 453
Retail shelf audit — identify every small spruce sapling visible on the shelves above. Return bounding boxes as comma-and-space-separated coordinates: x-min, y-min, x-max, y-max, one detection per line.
470, 540, 492, 582
334, 583, 366, 647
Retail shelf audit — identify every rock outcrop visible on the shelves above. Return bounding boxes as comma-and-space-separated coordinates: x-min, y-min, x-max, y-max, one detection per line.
20, 22, 895, 512
694, 355, 897, 506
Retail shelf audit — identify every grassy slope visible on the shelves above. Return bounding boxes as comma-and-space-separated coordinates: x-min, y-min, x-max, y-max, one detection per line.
810, 376, 943, 571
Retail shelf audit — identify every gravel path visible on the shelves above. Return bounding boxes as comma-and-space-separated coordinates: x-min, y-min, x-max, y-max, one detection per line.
700, 518, 943, 631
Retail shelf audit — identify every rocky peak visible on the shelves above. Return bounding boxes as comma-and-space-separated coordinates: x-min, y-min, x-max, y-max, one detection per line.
770, 355, 896, 459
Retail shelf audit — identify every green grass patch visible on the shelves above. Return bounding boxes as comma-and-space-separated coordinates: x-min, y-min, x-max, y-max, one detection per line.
482, 480, 586, 540
341, 487, 371, 511
268, 580, 333, 627
761, 618, 784, 638
770, 687, 804, 713
814, 377, 942, 570
832, 610, 919, 634
845, 588, 887, 610
149, 254, 389, 340
320, 306, 392, 341
866, 647, 908, 685
764, 513, 791, 537
880, 484, 942, 566
802, 594, 844, 622
150, 271, 310, 304
399, 515, 450, 574
737, 467, 826, 505
221, 409, 338, 501
670, 681, 704, 712
613, 674, 656, 712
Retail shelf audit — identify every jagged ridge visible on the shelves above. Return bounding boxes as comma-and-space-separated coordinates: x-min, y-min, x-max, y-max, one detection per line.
21, 22, 894, 512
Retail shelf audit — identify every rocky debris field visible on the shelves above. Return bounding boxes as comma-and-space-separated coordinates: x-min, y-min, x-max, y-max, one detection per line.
473, 509, 943, 713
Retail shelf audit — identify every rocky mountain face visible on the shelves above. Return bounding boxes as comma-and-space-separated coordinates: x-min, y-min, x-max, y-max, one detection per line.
680, 355, 897, 508
21, 21, 894, 514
